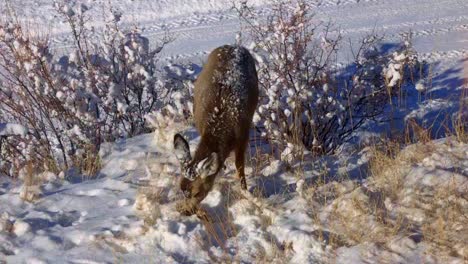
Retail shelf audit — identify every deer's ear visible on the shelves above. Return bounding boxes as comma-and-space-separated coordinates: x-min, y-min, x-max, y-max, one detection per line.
174, 134, 191, 164
197, 152, 220, 178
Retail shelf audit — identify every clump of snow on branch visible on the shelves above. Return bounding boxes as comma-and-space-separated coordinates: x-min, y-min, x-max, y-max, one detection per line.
146, 63, 200, 147
384, 37, 420, 89
0, 123, 28, 137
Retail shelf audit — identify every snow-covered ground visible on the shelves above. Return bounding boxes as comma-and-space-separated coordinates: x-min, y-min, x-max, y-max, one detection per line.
1, 0, 467, 263
1, 127, 467, 263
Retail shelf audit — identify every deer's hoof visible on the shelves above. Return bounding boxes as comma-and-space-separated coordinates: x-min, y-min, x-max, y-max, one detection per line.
240, 178, 247, 190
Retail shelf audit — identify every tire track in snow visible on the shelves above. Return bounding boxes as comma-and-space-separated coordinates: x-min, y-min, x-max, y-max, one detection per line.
45, 0, 468, 65
419, 48, 468, 63
340, 15, 468, 36
146, 0, 468, 53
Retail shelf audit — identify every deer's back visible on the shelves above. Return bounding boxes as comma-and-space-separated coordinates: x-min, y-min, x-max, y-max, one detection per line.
193, 45, 258, 152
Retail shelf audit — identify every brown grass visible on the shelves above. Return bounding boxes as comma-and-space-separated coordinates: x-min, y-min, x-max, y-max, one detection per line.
76, 144, 102, 179
453, 84, 468, 143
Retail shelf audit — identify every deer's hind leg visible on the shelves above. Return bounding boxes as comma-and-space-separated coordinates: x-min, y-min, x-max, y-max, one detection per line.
234, 138, 249, 190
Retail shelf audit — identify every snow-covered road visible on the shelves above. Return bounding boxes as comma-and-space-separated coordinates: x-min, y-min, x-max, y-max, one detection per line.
4, 0, 467, 62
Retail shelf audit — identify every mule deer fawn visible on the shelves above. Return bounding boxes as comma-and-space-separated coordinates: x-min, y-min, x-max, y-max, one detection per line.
173, 45, 259, 216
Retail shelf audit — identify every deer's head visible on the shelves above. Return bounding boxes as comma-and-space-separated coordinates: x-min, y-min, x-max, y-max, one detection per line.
173, 134, 221, 214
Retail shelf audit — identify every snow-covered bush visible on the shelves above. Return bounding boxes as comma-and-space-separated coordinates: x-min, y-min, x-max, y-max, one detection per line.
146, 63, 199, 147
54, 1, 174, 139
0, 2, 173, 177
237, 0, 420, 157
0, 20, 71, 176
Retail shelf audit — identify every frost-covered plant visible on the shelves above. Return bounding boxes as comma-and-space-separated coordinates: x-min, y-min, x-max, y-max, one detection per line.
146, 63, 200, 146
0, 20, 76, 176
382, 33, 421, 103
237, 0, 420, 157
54, 1, 172, 139
0, 1, 171, 177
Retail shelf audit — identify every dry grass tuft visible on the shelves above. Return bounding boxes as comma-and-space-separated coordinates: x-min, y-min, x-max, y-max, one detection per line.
298, 123, 467, 262
19, 161, 44, 202
421, 181, 467, 259
368, 139, 434, 201
133, 187, 166, 226
367, 138, 467, 261
453, 85, 468, 143
74, 144, 102, 179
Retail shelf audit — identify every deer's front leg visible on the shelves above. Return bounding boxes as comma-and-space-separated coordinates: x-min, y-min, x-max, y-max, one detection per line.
235, 142, 248, 190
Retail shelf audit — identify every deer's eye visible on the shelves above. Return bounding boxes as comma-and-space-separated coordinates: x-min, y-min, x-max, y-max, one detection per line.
185, 167, 197, 181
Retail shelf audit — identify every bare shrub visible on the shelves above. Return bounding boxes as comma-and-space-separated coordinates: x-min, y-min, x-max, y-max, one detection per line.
0, 1, 172, 177
236, 0, 420, 157
146, 63, 198, 147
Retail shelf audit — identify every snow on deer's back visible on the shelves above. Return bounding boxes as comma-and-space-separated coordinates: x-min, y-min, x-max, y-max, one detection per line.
173, 45, 259, 217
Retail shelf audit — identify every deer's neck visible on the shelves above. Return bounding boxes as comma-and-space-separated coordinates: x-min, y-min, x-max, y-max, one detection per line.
192, 136, 214, 163
192, 136, 227, 165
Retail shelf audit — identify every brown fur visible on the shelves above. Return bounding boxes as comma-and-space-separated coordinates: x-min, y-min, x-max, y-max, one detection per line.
174, 45, 259, 215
